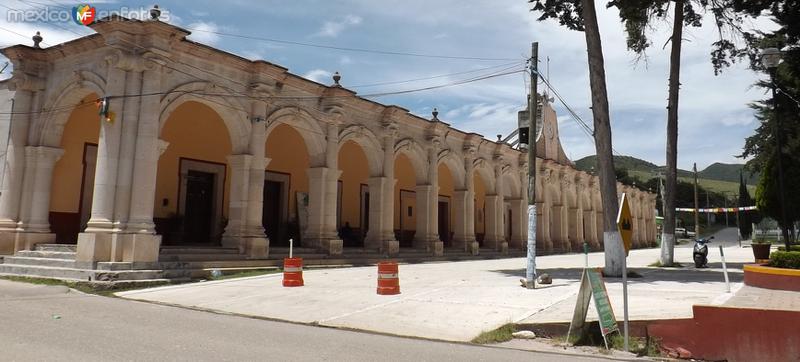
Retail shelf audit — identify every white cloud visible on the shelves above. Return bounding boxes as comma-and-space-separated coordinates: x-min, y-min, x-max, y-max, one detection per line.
303, 69, 332, 83
186, 21, 221, 46
314, 15, 362, 38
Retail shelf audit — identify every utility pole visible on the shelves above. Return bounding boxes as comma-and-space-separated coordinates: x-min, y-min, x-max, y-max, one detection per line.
525, 42, 539, 289
694, 163, 700, 238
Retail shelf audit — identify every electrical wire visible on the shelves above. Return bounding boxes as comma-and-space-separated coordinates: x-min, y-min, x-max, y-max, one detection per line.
17, 0, 518, 62
349, 61, 524, 89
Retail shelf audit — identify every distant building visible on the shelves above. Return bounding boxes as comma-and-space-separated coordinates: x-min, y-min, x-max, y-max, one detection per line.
0, 16, 655, 266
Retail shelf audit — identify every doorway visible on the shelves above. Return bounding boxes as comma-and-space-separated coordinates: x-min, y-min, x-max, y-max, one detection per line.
183, 170, 215, 243
263, 171, 290, 246
438, 197, 450, 247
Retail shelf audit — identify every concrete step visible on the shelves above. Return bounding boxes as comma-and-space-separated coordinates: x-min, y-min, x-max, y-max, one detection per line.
2, 256, 77, 268
34, 244, 77, 252
160, 247, 239, 255
0, 264, 91, 280
16, 250, 76, 260
186, 260, 283, 269
92, 269, 190, 282
158, 253, 251, 262
189, 266, 281, 279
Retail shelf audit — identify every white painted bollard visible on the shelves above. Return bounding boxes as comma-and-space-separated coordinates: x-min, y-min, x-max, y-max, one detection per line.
720, 245, 730, 293
289, 238, 293, 259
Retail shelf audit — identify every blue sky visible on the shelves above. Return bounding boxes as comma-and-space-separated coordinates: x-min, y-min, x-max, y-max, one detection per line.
0, 0, 774, 170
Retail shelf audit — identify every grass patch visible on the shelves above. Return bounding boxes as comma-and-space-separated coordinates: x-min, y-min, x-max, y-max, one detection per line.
0, 275, 168, 297
648, 261, 684, 268
208, 268, 281, 281
563, 323, 662, 357
471, 324, 516, 344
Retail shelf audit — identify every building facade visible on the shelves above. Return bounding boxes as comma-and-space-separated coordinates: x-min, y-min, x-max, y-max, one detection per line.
0, 17, 656, 265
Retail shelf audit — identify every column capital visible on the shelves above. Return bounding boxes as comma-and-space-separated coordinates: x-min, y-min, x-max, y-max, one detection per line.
157, 139, 170, 156
226, 154, 254, 168
24, 146, 64, 164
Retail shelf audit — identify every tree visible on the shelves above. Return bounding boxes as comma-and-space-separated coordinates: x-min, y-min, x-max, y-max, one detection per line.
530, 0, 625, 276
735, 1, 800, 247
738, 172, 754, 239
608, 0, 751, 266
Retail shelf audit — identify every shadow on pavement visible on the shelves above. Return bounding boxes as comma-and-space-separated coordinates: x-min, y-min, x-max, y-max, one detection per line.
489, 266, 743, 285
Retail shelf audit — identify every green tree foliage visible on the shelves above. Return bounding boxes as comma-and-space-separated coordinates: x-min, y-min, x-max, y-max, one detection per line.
738, 172, 754, 239
735, 1, 800, 246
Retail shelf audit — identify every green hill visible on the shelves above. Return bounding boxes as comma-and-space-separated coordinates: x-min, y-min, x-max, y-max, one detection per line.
573, 155, 757, 195
699, 162, 759, 184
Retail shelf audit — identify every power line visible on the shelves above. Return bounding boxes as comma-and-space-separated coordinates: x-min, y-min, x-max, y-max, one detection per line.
184, 27, 519, 62
350, 61, 524, 89
17, 0, 519, 62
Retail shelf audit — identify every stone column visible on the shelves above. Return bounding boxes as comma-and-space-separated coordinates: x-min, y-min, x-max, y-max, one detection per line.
127, 64, 165, 234
484, 194, 502, 250
11, 147, 63, 251
244, 115, 268, 258
551, 205, 566, 252
112, 69, 143, 231
222, 154, 253, 248
364, 176, 390, 250
305, 122, 343, 255
508, 198, 526, 249
375, 129, 399, 254
493, 163, 508, 253
464, 158, 478, 254
451, 190, 469, 250
414, 145, 441, 255
85, 58, 127, 233
0, 88, 32, 230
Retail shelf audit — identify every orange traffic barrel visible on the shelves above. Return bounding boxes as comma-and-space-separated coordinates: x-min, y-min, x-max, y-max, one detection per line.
283, 257, 304, 287
377, 261, 400, 295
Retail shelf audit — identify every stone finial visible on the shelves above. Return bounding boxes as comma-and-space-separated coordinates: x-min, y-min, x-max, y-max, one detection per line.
150, 5, 161, 20
497, 134, 502, 142
431, 108, 439, 121
332, 71, 341, 86
32, 31, 42, 48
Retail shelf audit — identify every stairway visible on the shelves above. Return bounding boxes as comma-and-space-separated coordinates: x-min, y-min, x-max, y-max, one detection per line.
0, 244, 191, 286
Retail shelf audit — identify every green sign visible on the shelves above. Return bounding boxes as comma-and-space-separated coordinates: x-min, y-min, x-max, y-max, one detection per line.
587, 269, 618, 336
567, 268, 619, 347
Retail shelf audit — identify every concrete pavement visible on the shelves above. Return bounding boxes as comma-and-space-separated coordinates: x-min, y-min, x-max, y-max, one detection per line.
119, 228, 755, 342
0, 279, 604, 361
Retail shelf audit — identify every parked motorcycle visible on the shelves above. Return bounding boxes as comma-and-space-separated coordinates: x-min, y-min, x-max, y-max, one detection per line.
693, 236, 715, 268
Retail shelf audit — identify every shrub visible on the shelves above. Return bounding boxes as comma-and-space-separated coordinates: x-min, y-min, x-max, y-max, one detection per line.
768, 251, 800, 269
777, 245, 800, 252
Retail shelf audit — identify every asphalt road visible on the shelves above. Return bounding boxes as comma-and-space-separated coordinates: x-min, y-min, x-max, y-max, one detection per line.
0, 280, 608, 362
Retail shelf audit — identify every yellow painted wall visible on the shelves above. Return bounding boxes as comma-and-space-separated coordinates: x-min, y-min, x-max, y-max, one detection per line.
50, 93, 100, 213
394, 153, 416, 231
265, 123, 309, 221
474, 174, 486, 234
438, 163, 455, 231
155, 101, 232, 218
337, 140, 369, 228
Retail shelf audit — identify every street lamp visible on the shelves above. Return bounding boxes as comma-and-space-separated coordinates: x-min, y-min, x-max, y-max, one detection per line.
762, 47, 791, 250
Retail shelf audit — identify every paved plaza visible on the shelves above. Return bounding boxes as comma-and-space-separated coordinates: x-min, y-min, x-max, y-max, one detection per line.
119, 229, 755, 342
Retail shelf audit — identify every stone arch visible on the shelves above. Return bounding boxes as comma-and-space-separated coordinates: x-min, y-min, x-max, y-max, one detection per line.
473, 158, 496, 195
339, 124, 383, 177
438, 151, 466, 190
157, 100, 234, 243
159, 81, 251, 154
394, 138, 427, 185
264, 106, 327, 167
40, 71, 107, 147
500, 171, 522, 199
